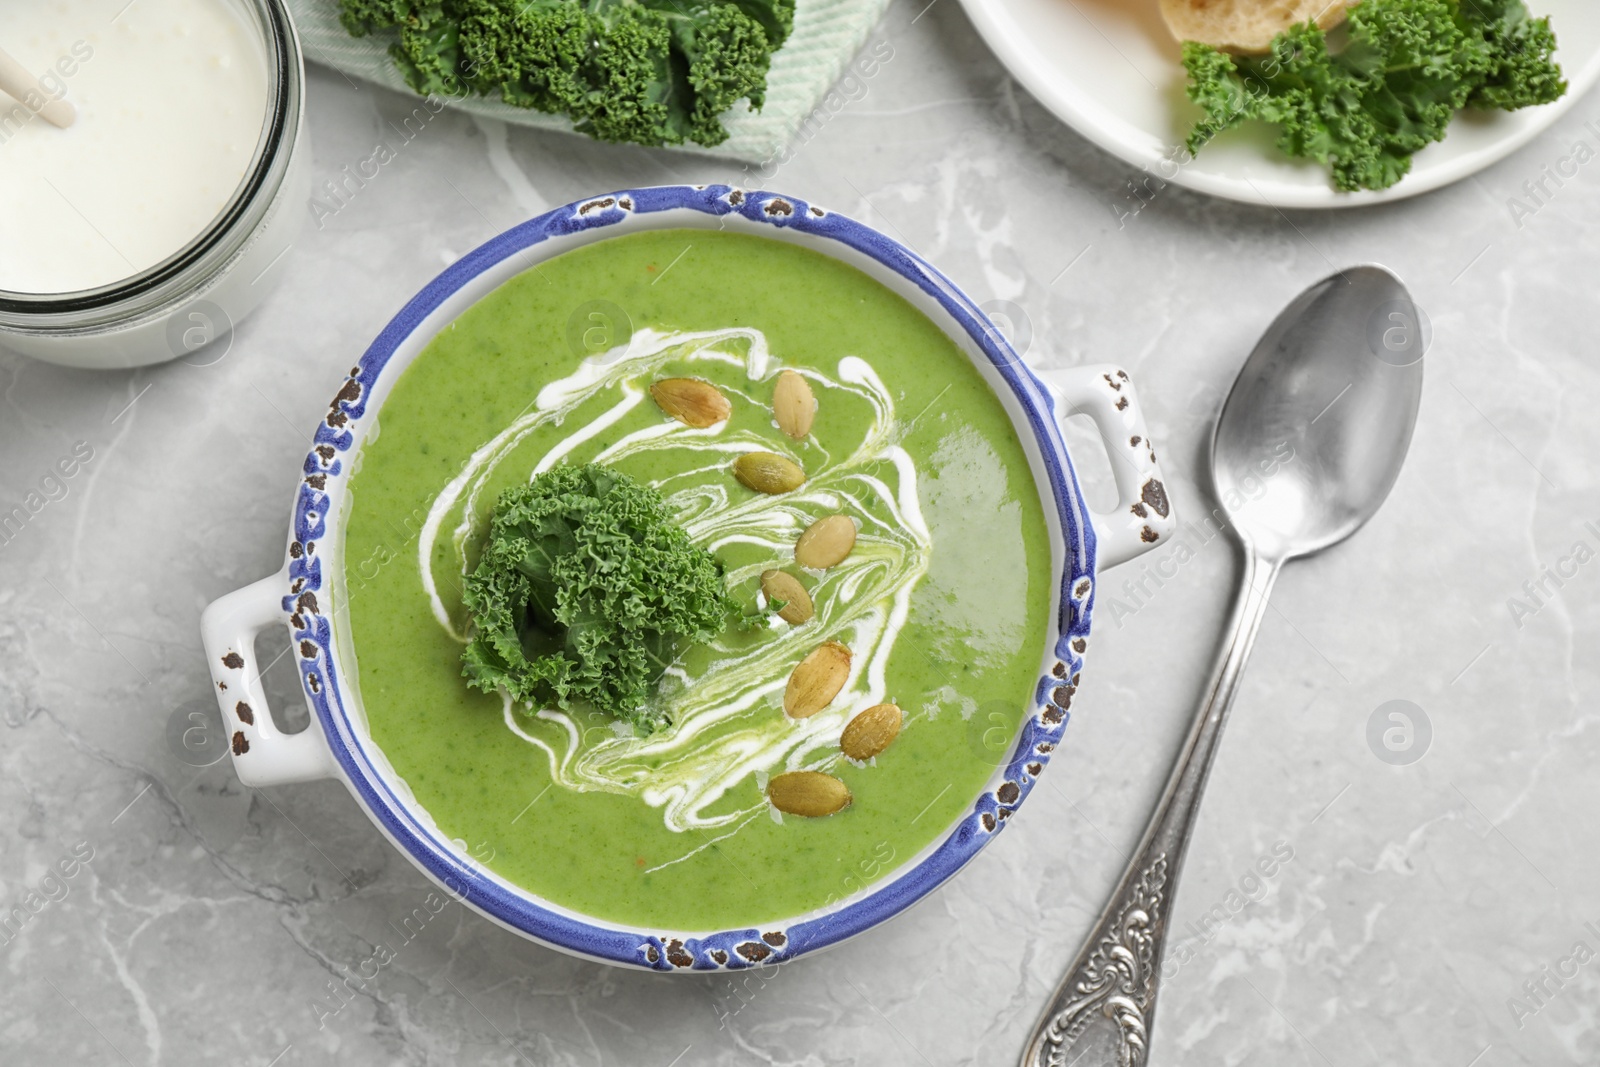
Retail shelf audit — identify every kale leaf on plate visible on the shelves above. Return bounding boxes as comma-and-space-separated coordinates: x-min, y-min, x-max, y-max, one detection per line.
1182, 0, 1566, 191
338, 0, 796, 148
460, 464, 737, 731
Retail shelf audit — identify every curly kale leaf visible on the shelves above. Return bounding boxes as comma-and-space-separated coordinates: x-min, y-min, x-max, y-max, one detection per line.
338, 0, 796, 148
1464, 0, 1567, 109
1182, 0, 1566, 192
460, 464, 737, 731
652, 1, 783, 146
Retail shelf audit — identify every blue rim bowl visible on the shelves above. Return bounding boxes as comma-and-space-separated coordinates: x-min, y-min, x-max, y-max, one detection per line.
279, 185, 1102, 970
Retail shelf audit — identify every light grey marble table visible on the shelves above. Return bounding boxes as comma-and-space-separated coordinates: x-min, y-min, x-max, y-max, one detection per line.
4, 3, 1598, 1064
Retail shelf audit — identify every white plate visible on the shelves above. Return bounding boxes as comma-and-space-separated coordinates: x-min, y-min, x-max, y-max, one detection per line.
957, 0, 1600, 208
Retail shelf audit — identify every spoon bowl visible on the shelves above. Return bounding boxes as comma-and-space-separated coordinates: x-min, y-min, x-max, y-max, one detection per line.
1213, 265, 1425, 561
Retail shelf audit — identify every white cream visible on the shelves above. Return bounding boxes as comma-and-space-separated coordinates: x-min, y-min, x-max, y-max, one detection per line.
419, 328, 933, 834
0, 0, 269, 293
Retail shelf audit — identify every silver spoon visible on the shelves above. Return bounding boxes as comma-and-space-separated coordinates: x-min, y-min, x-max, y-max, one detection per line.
1021, 265, 1425, 1067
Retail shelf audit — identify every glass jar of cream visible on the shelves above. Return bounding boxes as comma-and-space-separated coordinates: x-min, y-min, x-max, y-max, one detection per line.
0, 0, 307, 369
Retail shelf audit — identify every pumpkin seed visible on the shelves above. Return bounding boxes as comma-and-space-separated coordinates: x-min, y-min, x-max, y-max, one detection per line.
773, 370, 816, 439
784, 641, 851, 718
840, 703, 902, 761
733, 452, 805, 494
760, 570, 814, 625
768, 771, 851, 817
795, 514, 856, 569
650, 378, 731, 428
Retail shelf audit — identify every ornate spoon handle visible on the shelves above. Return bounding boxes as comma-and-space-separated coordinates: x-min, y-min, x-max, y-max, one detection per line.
1021, 549, 1282, 1067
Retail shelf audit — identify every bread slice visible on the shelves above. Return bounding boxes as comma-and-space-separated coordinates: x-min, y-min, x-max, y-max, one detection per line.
1159, 0, 1351, 55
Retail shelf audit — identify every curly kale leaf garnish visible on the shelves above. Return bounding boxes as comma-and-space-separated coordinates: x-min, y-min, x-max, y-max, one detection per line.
460, 464, 737, 731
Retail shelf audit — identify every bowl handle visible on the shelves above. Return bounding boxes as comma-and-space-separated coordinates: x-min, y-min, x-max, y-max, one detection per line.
200, 571, 336, 787
1038, 364, 1176, 570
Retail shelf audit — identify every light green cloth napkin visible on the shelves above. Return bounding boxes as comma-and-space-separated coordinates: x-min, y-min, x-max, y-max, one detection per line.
285, 0, 895, 164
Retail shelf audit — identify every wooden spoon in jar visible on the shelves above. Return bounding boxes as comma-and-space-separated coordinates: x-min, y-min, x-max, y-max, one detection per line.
0, 45, 76, 129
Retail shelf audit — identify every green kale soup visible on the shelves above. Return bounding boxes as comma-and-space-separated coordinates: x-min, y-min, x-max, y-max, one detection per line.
340, 229, 1052, 929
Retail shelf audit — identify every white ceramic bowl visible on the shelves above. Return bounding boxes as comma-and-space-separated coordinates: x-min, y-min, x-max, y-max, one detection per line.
957, 0, 1600, 207
200, 185, 1177, 970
